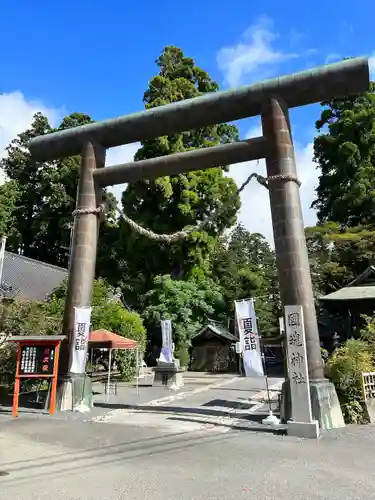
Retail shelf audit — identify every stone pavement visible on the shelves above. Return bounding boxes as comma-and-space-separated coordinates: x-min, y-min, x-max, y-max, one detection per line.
1, 413, 375, 499
94, 376, 284, 433
2, 374, 375, 499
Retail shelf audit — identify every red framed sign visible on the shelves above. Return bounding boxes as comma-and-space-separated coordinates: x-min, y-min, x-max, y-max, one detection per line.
8, 335, 66, 417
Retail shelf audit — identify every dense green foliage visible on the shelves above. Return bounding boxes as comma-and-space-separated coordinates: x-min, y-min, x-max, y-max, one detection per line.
0, 113, 91, 266
326, 338, 374, 423
142, 274, 224, 346
211, 224, 280, 335
312, 82, 375, 227
118, 46, 241, 299
0, 280, 146, 382
50, 278, 146, 380
309, 75, 375, 424
4, 49, 375, 425
306, 222, 375, 296
0, 112, 117, 270
0, 46, 281, 382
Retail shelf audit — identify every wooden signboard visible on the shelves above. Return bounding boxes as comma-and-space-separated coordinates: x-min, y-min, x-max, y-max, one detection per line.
8, 335, 66, 417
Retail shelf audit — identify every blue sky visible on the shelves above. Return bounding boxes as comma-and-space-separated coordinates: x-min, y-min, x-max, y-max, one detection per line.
0, 0, 374, 241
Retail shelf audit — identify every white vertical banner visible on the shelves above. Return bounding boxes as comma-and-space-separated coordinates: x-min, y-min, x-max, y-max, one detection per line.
70, 306, 92, 374
284, 305, 312, 422
161, 319, 172, 348
160, 319, 173, 363
235, 299, 264, 377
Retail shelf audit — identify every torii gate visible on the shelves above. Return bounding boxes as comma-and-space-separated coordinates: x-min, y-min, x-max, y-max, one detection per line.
29, 57, 369, 426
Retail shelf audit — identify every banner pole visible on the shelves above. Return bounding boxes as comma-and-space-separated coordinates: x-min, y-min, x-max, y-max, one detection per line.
106, 348, 112, 403
136, 348, 139, 396
259, 336, 272, 413
258, 325, 280, 427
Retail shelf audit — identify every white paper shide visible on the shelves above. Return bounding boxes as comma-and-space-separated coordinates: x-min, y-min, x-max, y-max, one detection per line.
284, 305, 312, 422
70, 306, 92, 374
235, 299, 264, 377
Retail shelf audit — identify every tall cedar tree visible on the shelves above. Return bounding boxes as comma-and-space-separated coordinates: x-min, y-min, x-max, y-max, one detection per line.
0, 112, 117, 270
312, 82, 375, 227
211, 224, 280, 336
119, 46, 241, 300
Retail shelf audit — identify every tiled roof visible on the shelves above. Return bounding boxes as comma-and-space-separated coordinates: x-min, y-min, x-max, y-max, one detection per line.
321, 265, 375, 302
0, 251, 68, 301
193, 324, 238, 342
321, 286, 375, 301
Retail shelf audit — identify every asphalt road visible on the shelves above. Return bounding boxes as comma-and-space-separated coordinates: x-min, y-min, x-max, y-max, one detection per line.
1, 375, 374, 500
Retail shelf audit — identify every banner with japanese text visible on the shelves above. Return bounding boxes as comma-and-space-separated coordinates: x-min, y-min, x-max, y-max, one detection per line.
160, 319, 173, 363
235, 299, 264, 377
70, 306, 92, 374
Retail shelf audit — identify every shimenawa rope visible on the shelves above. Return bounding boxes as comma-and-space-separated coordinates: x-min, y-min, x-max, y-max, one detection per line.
72, 172, 300, 244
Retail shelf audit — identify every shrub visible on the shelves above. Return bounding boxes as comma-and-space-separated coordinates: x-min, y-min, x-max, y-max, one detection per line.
326, 339, 374, 423
91, 303, 146, 381
174, 342, 190, 368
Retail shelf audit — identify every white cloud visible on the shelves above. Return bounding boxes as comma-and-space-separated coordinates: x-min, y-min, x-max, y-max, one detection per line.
0, 91, 317, 244
0, 91, 61, 183
217, 17, 298, 88
106, 143, 140, 202
229, 125, 317, 243
0, 90, 140, 201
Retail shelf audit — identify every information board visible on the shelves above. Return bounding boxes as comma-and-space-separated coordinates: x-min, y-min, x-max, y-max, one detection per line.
19, 345, 56, 376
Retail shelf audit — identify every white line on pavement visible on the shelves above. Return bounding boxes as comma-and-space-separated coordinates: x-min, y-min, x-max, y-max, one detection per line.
93, 378, 284, 424
143, 376, 241, 407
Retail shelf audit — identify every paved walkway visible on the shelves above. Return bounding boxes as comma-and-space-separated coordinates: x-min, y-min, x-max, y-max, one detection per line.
94, 376, 283, 433
1, 414, 375, 499
3, 374, 373, 499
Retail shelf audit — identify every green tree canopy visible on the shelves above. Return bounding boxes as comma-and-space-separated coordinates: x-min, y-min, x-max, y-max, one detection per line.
49, 277, 146, 348
0, 112, 93, 267
118, 46, 241, 301
211, 224, 279, 336
312, 81, 375, 227
141, 274, 224, 347
0, 112, 119, 275
306, 222, 375, 296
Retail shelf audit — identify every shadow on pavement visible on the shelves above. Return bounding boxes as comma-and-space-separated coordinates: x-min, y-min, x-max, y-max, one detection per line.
167, 414, 286, 434
94, 402, 260, 418
94, 394, 280, 421
0, 427, 236, 487
201, 398, 254, 410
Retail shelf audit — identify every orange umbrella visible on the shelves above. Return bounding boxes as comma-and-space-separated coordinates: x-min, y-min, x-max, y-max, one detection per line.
88, 329, 139, 402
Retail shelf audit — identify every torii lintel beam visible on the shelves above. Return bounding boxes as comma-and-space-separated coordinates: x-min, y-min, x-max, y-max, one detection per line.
29, 57, 369, 162
93, 137, 266, 186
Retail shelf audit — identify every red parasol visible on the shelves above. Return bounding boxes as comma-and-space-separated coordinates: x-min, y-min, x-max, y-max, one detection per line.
88, 329, 138, 350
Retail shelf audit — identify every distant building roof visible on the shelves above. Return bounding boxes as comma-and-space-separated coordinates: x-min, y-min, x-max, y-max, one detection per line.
192, 324, 238, 343
321, 286, 375, 301
321, 265, 375, 302
0, 251, 68, 301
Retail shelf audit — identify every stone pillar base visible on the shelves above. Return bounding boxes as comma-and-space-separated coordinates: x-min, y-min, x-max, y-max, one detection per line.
280, 379, 345, 430
153, 365, 184, 390
55, 375, 93, 412
280, 380, 291, 424
310, 379, 345, 430
287, 420, 320, 439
